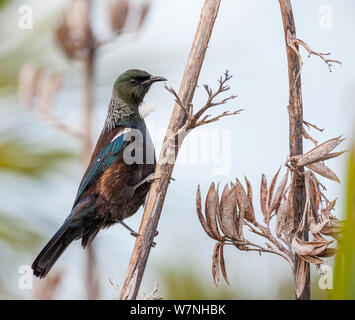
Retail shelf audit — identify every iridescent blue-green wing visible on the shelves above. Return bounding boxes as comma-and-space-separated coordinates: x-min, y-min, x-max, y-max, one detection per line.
73, 130, 130, 205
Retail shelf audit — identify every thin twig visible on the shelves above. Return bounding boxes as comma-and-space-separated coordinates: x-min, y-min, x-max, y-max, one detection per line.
290, 38, 342, 72
165, 72, 241, 136
303, 120, 324, 132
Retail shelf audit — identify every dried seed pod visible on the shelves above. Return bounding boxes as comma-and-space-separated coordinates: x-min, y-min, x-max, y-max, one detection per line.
270, 170, 288, 213
321, 199, 337, 218
306, 162, 340, 183
304, 170, 313, 198
275, 197, 288, 238
309, 176, 320, 216
320, 219, 343, 238
303, 171, 319, 220
37, 73, 63, 114
309, 219, 329, 235
196, 185, 216, 240
312, 232, 328, 242
235, 178, 255, 223
236, 191, 245, 240
291, 236, 332, 256
311, 212, 343, 239
293, 232, 336, 266
317, 247, 337, 257
276, 193, 294, 243
297, 136, 345, 167
66, 0, 89, 35
219, 184, 239, 239
109, 0, 129, 34
205, 183, 222, 240
310, 151, 348, 164
219, 244, 230, 285
267, 167, 281, 208
18, 63, 42, 108
212, 242, 221, 287
137, 1, 151, 30
55, 0, 92, 59
295, 259, 309, 298
260, 174, 268, 222
300, 255, 325, 265
244, 176, 253, 210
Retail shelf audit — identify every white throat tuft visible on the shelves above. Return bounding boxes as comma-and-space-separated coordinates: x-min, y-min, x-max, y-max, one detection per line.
138, 101, 156, 119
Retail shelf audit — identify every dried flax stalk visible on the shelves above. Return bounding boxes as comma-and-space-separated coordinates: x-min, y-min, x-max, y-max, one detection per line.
119, 0, 224, 300
194, 0, 345, 300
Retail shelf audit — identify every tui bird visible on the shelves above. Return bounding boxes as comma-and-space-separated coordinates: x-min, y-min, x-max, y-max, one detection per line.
32, 69, 166, 278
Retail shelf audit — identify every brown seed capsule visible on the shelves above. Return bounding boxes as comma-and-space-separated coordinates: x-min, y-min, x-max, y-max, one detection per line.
297, 136, 344, 167
306, 162, 340, 183
109, 0, 129, 34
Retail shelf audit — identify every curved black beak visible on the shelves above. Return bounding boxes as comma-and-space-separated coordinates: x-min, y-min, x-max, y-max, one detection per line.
142, 75, 167, 85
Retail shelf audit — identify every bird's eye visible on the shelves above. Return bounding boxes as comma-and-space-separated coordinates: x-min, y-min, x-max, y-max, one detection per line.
130, 79, 138, 85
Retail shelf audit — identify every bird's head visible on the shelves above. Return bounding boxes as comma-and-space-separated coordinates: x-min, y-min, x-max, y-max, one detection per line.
113, 69, 167, 105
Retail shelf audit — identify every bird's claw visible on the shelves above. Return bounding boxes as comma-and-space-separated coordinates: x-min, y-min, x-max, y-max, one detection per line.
130, 231, 140, 238
133, 173, 159, 190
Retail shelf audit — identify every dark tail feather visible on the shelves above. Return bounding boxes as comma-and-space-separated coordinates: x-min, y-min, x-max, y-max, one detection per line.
32, 221, 76, 278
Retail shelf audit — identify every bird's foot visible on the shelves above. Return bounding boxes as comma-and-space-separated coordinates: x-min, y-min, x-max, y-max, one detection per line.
134, 174, 175, 190
133, 173, 159, 190
118, 220, 157, 247
130, 231, 140, 238
118, 220, 139, 237
150, 231, 159, 247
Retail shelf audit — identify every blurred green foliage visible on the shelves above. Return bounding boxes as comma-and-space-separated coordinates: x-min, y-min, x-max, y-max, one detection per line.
0, 1, 78, 298
331, 148, 355, 299
0, 136, 75, 256
158, 265, 239, 299
0, 0, 10, 10
277, 276, 328, 300
0, 212, 43, 251
0, 0, 64, 94
0, 137, 75, 177
0, 134, 76, 262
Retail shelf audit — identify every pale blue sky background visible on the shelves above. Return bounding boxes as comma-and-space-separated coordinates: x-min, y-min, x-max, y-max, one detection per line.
1, 0, 354, 299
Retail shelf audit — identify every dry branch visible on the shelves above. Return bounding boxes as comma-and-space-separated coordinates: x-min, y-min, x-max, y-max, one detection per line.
279, 0, 310, 300
118, 0, 223, 300
165, 71, 242, 134
289, 38, 341, 72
